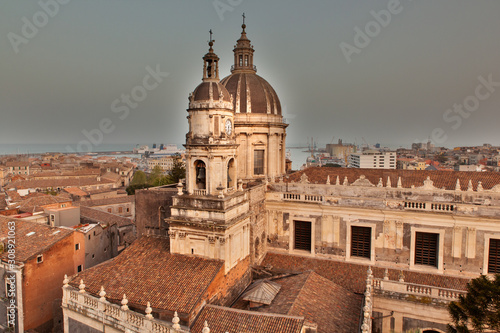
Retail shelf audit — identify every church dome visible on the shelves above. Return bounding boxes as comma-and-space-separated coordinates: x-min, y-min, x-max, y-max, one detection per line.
220, 22, 282, 115
192, 81, 232, 103
221, 73, 281, 115
188, 33, 233, 111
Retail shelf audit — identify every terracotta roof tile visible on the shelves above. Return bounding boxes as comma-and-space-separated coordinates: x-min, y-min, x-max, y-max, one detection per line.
191, 305, 304, 333
0, 217, 73, 263
261, 252, 469, 293
78, 195, 134, 207
253, 271, 362, 333
68, 236, 224, 314
288, 167, 500, 191
6, 178, 115, 190
63, 187, 89, 197
80, 206, 134, 227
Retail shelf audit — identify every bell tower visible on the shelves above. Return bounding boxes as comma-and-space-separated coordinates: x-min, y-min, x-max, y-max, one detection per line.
168, 32, 251, 274
184, 32, 238, 196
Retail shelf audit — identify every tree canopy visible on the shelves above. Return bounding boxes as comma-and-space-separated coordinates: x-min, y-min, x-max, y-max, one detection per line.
448, 274, 500, 333
126, 155, 185, 194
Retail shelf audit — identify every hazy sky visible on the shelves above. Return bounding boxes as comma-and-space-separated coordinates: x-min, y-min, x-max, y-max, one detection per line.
1, 0, 500, 151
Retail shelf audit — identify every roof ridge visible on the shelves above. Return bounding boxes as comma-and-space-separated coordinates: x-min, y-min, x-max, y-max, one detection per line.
205, 304, 305, 320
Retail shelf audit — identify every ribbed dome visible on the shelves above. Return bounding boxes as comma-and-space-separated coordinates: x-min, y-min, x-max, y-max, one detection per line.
221, 73, 281, 115
192, 81, 232, 103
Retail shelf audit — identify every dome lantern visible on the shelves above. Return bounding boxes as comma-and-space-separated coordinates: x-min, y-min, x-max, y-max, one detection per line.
203, 29, 220, 81
232, 14, 256, 74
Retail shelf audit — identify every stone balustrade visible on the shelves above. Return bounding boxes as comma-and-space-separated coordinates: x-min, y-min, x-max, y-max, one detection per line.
282, 193, 324, 203
62, 280, 191, 333
372, 277, 466, 303
193, 189, 207, 196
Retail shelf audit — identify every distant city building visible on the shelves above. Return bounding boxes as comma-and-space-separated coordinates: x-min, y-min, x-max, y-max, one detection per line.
326, 139, 357, 160
349, 150, 396, 169
146, 154, 183, 172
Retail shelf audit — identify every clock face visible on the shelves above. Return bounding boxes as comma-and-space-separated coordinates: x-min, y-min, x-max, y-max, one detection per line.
225, 119, 232, 135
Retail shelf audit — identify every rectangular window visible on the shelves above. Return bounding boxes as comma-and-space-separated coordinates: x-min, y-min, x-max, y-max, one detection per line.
254, 150, 264, 175
415, 232, 439, 267
37, 255, 43, 263
351, 226, 371, 259
77, 265, 83, 273
488, 239, 500, 273
75, 243, 80, 251
294, 221, 312, 252
214, 116, 220, 136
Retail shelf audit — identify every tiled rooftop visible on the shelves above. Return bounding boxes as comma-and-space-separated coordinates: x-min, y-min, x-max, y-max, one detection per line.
80, 206, 134, 227
286, 167, 500, 191
0, 216, 73, 263
68, 236, 224, 314
191, 305, 304, 333
252, 271, 362, 333
78, 195, 134, 207
261, 252, 470, 293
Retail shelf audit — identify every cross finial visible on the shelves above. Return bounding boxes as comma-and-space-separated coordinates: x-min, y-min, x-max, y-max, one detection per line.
242, 13, 245, 24
209, 29, 213, 43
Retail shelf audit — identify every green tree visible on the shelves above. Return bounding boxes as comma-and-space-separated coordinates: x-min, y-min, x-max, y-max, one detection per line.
166, 154, 186, 184
448, 274, 500, 333
130, 170, 147, 185
148, 165, 167, 186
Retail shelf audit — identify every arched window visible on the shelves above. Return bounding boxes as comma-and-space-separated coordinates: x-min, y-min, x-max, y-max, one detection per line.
195, 160, 206, 189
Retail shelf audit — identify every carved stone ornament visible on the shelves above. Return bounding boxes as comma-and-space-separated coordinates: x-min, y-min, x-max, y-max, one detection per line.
178, 232, 187, 239
168, 230, 177, 239
418, 176, 437, 190
351, 175, 375, 187
300, 173, 309, 184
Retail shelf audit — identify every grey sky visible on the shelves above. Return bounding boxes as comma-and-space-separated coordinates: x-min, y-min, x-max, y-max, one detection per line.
1, 0, 500, 150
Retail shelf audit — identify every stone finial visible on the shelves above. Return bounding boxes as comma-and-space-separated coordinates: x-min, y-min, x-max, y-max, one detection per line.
477, 181, 484, 192
172, 311, 181, 330
300, 173, 309, 184
386, 176, 391, 188
343, 176, 348, 186
202, 321, 210, 333
326, 175, 330, 185
145, 302, 153, 319
377, 178, 383, 187
238, 179, 243, 191
397, 177, 402, 188
361, 323, 369, 333
79, 279, 86, 293
121, 294, 129, 311
367, 266, 373, 277
384, 268, 389, 280
176, 180, 183, 195
63, 274, 69, 287
398, 271, 404, 282
336, 175, 340, 186
467, 179, 473, 192
99, 286, 106, 302
455, 178, 461, 191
